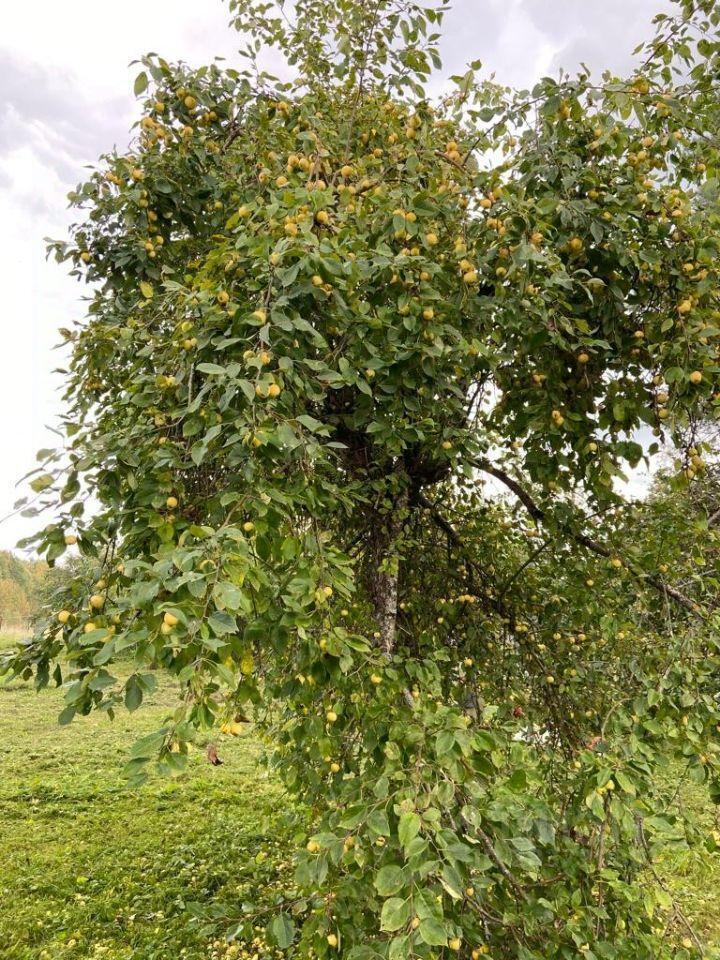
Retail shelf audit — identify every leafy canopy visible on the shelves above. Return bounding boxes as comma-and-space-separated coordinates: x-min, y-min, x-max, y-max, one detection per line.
4, 1, 720, 958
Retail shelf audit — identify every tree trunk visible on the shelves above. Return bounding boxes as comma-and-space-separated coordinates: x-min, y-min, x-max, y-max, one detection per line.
367, 486, 407, 656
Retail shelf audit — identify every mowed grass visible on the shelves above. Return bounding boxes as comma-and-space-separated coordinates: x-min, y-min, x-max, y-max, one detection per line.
660, 775, 720, 948
0, 633, 295, 960
1, 633, 720, 957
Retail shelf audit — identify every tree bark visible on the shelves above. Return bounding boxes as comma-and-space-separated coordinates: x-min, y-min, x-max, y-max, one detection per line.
367, 486, 407, 656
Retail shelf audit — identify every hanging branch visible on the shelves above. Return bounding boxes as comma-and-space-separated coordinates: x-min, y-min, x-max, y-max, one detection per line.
472, 459, 702, 617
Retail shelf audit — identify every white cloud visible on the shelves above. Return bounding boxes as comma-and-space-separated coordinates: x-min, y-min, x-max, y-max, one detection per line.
0, 0, 675, 550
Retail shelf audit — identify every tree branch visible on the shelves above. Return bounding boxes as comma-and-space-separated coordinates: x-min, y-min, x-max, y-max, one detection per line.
415, 492, 496, 605
472, 459, 701, 617
475, 825, 529, 903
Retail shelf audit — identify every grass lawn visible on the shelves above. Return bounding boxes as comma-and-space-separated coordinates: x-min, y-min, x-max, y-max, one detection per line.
0, 633, 295, 960
1, 632, 719, 958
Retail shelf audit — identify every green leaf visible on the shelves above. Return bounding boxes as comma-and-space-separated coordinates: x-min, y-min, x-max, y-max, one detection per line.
197, 363, 226, 376
380, 897, 410, 932
213, 581, 243, 611
388, 935, 410, 960
267, 913, 295, 949
375, 865, 405, 897
418, 917, 447, 946
139, 281, 154, 299
398, 811, 421, 849
297, 414, 325, 432
208, 611, 237, 636
30, 474, 54, 493
58, 705, 76, 726
367, 810, 390, 836
125, 675, 143, 712
134, 71, 149, 96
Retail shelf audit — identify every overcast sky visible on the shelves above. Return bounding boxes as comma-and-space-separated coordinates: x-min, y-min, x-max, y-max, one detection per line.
0, 0, 672, 551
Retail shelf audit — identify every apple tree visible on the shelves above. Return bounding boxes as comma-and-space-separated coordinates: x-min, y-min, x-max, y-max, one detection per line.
5, 0, 720, 957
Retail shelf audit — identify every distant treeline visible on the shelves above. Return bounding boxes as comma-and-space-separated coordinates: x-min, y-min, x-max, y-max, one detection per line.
0, 551, 47, 630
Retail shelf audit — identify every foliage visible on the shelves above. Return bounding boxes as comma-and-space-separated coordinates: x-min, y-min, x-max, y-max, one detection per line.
0, 550, 47, 628
3, 0, 720, 957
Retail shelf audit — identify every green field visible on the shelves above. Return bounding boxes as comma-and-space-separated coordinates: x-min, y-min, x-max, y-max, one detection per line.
0, 633, 295, 960
1, 632, 719, 958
